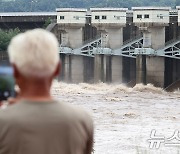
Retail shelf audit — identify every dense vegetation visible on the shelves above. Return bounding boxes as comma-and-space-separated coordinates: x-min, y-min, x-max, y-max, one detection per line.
0, 18, 51, 52
0, 29, 20, 51
0, 0, 179, 12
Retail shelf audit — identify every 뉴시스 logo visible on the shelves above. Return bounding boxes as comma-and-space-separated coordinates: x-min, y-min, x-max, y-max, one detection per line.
148, 129, 180, 149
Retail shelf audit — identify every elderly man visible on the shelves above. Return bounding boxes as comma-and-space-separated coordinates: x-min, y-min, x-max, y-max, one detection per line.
0, 29, 94, 154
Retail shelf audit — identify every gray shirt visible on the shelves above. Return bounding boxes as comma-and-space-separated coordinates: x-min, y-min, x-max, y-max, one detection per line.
0, 100, 93, 154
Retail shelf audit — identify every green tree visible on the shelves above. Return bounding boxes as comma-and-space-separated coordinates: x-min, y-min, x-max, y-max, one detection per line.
0, 29, 20, 52
43, 17, 52, 28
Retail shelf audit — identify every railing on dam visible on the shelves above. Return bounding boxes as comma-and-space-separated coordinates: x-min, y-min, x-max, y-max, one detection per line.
60, 35, 180, 59
82, 34, 101, 46
122, 35, 143, 46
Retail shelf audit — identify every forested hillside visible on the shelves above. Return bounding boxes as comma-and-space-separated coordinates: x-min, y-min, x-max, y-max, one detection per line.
0, 0, 179, 12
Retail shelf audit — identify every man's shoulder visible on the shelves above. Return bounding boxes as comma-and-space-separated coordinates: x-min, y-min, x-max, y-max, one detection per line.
0, 100, 94, 140
52, 100, 94, 133
61, 102, 94, 133
0, 102, 22, 123
60, 101, 93, 123
0, 100, 93, 125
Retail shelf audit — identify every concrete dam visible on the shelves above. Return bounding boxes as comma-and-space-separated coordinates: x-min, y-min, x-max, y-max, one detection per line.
52, 7, 180, 89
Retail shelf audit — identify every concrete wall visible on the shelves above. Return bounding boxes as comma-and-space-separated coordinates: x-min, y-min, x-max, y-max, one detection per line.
136, 55, 146, 84
106, 28, 123, 49
136, 56, 180, 88
105, 56, 112, 82
133, 9, 169, 24
94, 55, 113, 82
60, 27, 83, 49
60, 54, 71, 82
57, 9, 87, 24
150, 27, 165, 50
60, 54, 94, 83
143, 27, 165, 50
94, 55, 105, 82
94, 55, 135, 84
71, 56, 84, 83
101, 31, 109, 48
90, 9, 126, 49
50, 24, 61, 43
60, 32, 69, 46
60, 54, 180, 89
111, 56, 123, 83
95, 27, 123, 49
91, 8, 127, 24
146, 56, 165, 87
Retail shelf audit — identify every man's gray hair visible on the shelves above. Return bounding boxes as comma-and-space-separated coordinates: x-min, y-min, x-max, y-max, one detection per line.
8, 29, 59, 77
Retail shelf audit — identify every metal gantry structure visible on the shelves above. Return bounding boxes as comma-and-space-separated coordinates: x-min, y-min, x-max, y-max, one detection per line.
59, 36, 180, 59
58, 7, 180, 59
155, 38, 180, 59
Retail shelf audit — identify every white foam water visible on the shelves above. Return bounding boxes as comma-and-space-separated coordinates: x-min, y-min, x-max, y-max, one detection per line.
51, 81, 180, 154
51, 81, 165, 95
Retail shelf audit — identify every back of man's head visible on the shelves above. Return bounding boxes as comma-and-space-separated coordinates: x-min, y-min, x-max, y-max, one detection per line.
8, 29, 59, 78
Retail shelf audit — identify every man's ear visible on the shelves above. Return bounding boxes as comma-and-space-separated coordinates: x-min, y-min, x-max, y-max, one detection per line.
53, 61, 61, 77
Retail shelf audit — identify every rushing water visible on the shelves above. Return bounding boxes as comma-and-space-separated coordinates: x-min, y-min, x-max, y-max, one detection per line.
51, 81, 180, 154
